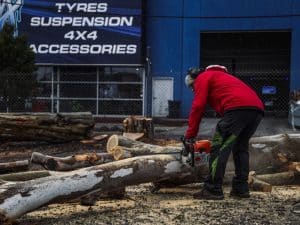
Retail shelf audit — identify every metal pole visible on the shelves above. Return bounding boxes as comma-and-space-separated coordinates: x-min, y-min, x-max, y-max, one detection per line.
96, 67, 99, 115
56, 68, 60, 112
51, 68, 54, 113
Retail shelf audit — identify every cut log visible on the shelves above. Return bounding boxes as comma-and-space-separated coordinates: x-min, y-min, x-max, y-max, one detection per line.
113, 147, 133, 160
30, 152, 114, 171
225, 133, 300, 174
0, 154, 194, 223
80, 135, 108, 145
0, 160, 29, 174
255, 171, 299, 185
248, 175, 272, 192
288, 162, 300, 173
0, 112, 95, 143
107, 135, 181, 156
92, 134, 108, 141
123, 116, 154, 138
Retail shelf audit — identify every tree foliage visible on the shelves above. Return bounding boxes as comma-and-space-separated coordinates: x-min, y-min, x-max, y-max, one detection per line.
0, 24, 37, 111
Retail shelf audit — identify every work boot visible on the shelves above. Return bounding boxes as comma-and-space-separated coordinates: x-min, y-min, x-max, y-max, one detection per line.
193, 188, 224, 200
230, 189, 250, 198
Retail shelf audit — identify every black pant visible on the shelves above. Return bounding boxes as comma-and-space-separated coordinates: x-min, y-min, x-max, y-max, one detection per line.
204, 109, 263, 195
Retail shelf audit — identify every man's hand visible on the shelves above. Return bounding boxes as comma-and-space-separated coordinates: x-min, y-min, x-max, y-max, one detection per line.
181, 136, 195, 156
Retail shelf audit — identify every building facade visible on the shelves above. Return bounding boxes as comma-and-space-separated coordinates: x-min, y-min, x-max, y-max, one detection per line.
1, 0, 147, 116
1, 0, 300, 118
147, 0, 300, 117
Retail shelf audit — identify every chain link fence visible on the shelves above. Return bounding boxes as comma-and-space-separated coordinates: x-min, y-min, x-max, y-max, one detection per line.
0, 68, 293, 117
0, 72, 37, 112
201, 31, 291, 117
0, 67, 144, 116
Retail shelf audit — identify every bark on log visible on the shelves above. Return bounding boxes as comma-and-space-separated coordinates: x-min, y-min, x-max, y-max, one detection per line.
0, 112, 95, 143
30, 152, 114, 171
0, 160, 29, 174
80, 187, 126, 206
0, 154, 194, 223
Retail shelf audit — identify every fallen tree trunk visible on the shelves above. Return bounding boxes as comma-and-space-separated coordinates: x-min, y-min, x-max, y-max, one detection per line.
0, 160, 29, 174
108, 134, 300, 191
30, 152, 114, 171
245, 133, 300, 173
107, 134, 300, 174
0, 112, 95, 143
0, 154, 196, 223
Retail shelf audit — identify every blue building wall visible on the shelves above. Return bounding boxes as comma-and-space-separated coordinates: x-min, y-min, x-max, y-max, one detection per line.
146, 0, 300, 117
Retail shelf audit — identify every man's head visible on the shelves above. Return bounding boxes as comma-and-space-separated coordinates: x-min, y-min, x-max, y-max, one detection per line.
185, 67, 204, 90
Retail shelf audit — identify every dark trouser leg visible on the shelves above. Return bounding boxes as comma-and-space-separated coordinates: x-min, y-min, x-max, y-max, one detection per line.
232, 113, 263, 193
204, 122, 237, 195
232, 136, 250, 193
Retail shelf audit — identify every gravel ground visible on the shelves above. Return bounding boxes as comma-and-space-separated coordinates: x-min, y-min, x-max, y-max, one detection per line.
18, 183, 300, 225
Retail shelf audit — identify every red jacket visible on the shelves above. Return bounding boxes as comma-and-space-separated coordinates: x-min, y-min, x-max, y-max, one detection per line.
185, 68, 264, 138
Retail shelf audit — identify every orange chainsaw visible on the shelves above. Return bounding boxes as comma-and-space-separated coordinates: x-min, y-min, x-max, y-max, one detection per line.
181, 138, 211, 167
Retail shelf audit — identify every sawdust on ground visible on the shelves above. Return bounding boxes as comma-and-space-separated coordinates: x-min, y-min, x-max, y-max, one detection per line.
18, 183, 300, 225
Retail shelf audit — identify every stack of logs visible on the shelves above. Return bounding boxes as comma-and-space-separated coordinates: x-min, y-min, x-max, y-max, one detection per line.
0, 114, 299, 224
0, 112, 95, 142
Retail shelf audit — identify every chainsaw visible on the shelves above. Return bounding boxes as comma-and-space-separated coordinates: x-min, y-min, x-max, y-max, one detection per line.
181, 137, 211, 167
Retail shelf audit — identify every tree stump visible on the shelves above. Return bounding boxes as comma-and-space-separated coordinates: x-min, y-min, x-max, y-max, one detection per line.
123, 116, 154, 138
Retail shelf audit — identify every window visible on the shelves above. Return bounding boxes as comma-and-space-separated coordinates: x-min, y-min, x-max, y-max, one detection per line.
33, 66, 144, 115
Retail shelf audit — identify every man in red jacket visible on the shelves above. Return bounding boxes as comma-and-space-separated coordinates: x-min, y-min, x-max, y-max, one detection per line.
184, 65, 264, 200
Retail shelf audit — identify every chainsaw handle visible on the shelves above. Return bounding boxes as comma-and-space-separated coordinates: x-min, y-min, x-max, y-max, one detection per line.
181, 136, 195, 156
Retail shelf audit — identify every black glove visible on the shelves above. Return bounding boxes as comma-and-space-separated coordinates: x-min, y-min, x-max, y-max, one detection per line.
181, 136, 195, 156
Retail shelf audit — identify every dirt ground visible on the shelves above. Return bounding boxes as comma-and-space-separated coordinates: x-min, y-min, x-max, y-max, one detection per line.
0, 131, 300, 225
15, 184, 300, 225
